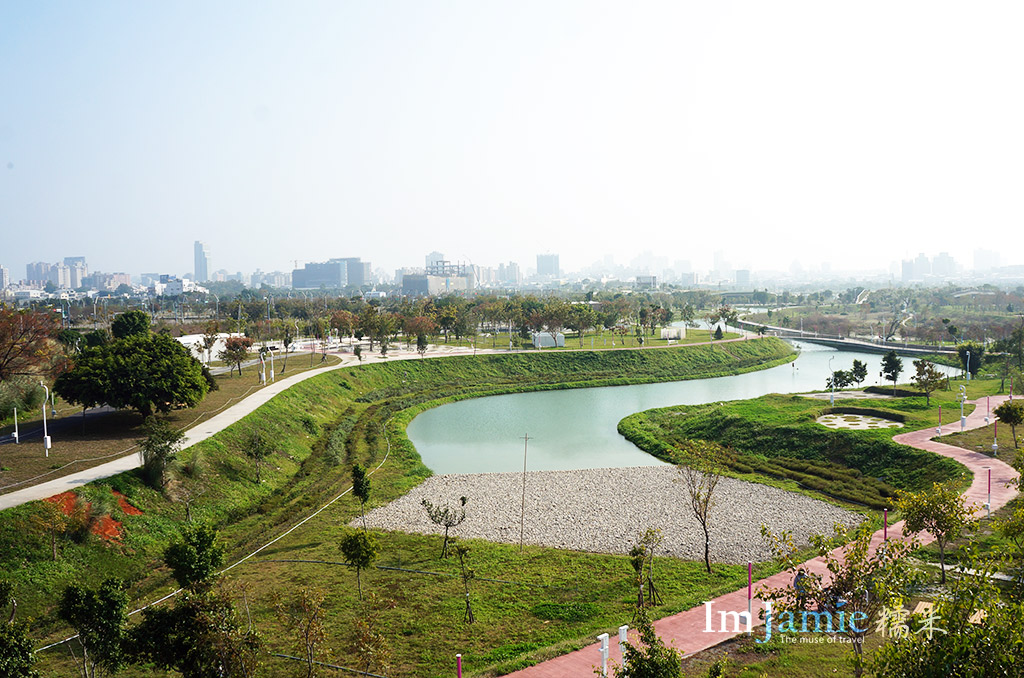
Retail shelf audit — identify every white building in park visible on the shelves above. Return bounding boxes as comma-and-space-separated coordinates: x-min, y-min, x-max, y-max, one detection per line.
660, 327, 686, 340
531, 331, 565, 348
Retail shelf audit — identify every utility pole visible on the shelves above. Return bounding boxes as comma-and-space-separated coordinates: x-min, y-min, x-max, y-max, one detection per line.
520, 433, 530, 552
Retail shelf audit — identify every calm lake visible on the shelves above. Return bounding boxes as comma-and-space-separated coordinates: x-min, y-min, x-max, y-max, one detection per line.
407, 342, 929, 474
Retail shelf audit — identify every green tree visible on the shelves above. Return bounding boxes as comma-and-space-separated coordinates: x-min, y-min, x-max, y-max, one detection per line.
138, 417, 186, 490
244, 426, 273, 484
872, 550, 1024, 677
164, 522, 225, 590
957, 340, 984, 377
59, 578, 129, 678
895, 481, 973, 584
882, 350, 904, 395
453, 541, 476, 624
827, 369, 853, 390
110, 310, 150, 339
677, 441, 723, 574
217, 336, 253, 377
759, 523, 917, 678
911, 359, 945, 406
421, 496, 468, 559
354, 345, 363, 362
199, 321, 219, 365
994, 399, 1024, 449
352, 463, 371, 530
55, 334, 209, 418
130, 581, 261, 678
339, 528, 380, 600
30, 498, 69, 561
608, 607, 683, 678
851, 359, 868, 386
416, 333, 428, 357
0, 580, 39, 678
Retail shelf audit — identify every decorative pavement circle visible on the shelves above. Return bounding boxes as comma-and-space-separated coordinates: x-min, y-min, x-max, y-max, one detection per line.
816, 413, 904, 430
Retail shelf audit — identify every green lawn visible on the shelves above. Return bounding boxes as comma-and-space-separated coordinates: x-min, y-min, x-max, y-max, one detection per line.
4, 338, 797, 677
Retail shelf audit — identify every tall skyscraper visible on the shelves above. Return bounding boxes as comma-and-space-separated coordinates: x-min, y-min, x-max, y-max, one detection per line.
194, 241, 210, 282
536, 254, 560, 277
0, 265, 9, 290
26, 262, 51, 284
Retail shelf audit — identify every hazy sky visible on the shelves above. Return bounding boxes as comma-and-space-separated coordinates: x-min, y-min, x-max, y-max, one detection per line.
3, 2, 1023, 279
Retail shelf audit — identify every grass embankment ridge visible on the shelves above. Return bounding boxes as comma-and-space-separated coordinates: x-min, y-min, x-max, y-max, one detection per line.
619, 392, 969, 510
6, 338, 795, 677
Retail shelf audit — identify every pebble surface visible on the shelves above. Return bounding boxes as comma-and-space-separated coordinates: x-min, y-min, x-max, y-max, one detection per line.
359, 466, 861, 563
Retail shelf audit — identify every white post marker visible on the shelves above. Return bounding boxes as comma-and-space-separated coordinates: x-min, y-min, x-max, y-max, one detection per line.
12, 407, 18, 443
987, 467, 992, 519
39, 381, 51, 456
743, 560, 753, 632
267, 347, 276, 383
937, 406, 942, 436
597, 633, 609, 677
618, 625, 628, 655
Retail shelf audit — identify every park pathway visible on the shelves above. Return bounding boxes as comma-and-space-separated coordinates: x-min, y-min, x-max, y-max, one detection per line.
504, 395, 1019, 677
0, 334, 752, 511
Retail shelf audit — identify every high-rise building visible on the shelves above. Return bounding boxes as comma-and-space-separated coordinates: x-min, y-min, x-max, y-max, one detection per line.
0, 265, 9, 290
498, 261, 522, 286
194, 241, 210, 282
426, 251, 445, 268
26, 262, 51, 284
932, 252, 956, 278
537, 254, 560, 278
292, 260, 347, 289
49, 263, 71, 289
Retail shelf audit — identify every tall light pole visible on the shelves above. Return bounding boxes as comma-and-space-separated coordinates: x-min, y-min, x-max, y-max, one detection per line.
39, 381, 52, 456
966, 350, 972, 381
959, 385, 967, 431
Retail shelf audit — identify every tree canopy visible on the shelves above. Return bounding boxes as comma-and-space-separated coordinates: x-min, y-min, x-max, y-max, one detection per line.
110, 310, 150, 339
55, 333, 209, 418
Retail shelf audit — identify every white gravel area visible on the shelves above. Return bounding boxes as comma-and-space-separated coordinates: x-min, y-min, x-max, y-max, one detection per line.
359, 466, 862, 563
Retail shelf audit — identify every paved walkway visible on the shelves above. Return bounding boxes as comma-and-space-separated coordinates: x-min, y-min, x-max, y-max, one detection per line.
0, 346, 460, 510
505, 395, 1019, 677
1, 335, 754, 510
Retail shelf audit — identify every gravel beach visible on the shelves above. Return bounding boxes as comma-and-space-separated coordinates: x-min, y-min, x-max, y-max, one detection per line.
359, 466, 862, 563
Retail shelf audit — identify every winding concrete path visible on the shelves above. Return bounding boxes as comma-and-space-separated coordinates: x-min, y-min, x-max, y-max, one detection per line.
1, 335, 753, 510
504, 395, 1019, 677
0, 345, 483, 510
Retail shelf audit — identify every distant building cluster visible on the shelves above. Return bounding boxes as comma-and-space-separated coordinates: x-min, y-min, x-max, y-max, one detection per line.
291, 257, 371, 289
6, 240, 1024, 307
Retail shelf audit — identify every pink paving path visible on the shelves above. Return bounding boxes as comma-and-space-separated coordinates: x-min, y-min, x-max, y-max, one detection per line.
504, 395, 1020, 677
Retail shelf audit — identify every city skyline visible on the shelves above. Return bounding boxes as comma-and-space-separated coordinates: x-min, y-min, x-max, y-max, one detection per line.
3, 3, 1024, 281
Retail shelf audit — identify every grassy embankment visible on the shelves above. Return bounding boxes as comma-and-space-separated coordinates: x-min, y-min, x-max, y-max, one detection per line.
0, 353, 343, 493
4, 337, 795, 677
617, 381, 995, 510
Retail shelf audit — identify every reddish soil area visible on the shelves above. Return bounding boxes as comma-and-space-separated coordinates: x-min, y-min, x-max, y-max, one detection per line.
45, 489, 143, 542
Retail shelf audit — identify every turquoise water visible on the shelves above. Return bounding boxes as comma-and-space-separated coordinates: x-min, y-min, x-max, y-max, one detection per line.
407, 342, 913, 474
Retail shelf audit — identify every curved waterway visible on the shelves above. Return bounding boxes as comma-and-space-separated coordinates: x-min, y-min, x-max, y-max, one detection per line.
407, 342, 939, 474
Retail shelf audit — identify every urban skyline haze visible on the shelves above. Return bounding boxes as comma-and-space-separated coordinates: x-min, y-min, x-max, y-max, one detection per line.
3, 2, 1023, 280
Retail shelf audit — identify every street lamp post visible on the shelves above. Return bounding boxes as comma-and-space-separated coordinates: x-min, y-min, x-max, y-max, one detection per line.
959, 385, 967, 431
12, 407, 18, 443
39, 382, 52, 456
966, 350, 972, 382
828, 356, 835, 406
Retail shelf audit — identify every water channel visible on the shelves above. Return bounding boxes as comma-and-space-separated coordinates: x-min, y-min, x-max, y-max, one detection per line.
407, 342, 945, 474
